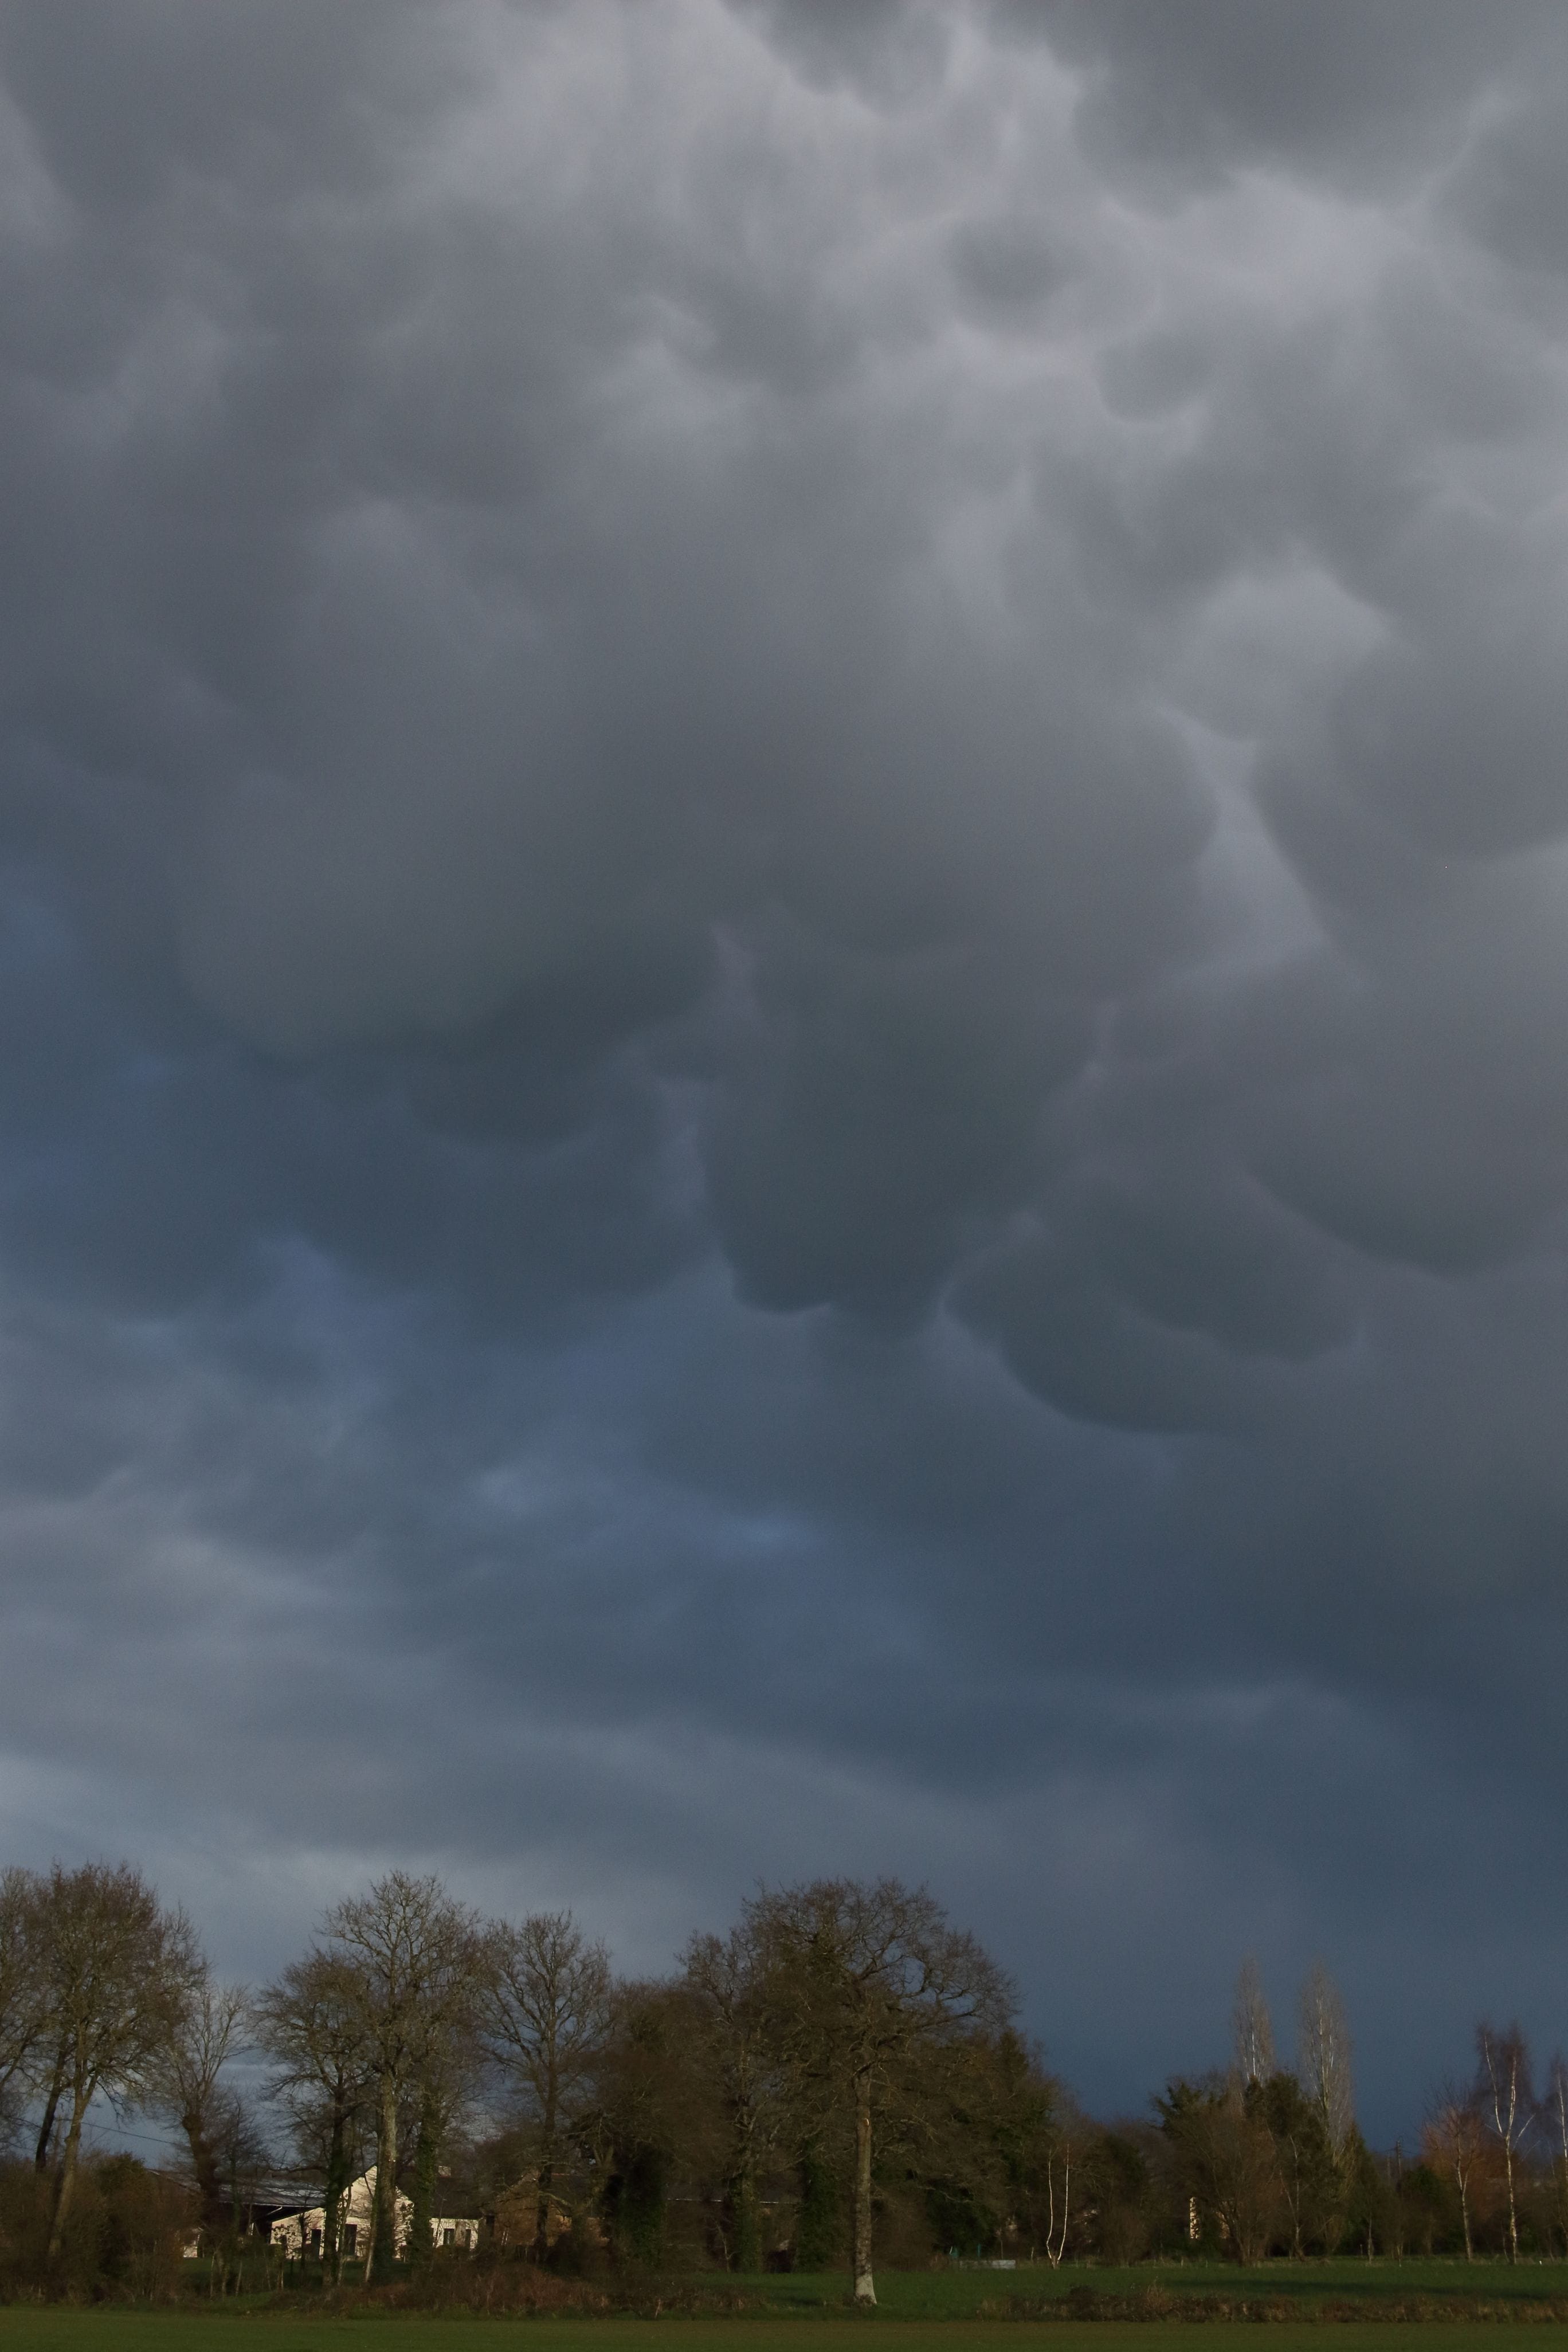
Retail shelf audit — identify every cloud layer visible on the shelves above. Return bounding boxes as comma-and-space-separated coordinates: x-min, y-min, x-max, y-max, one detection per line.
3, 0, 1568, 2131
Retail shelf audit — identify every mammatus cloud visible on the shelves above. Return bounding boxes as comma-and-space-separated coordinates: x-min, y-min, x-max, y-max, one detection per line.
1, 1, 1568, 2131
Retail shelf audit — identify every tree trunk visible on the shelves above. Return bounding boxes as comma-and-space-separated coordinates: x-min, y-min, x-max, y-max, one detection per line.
727, 2094, 760, 2272
324, 2106, 351, 2283
1506, 2147, 1518, 2263
851, 2070, 876, 2306
794, 2142, 837, 2271
369, 2076, 399, 2282
407, 2095, 437, 2269
535, 2070, 558, 2256
1048, 2146, 1072, 2268
47, 2084, 89, 2259
182, 2105, 224, 2235
33, 2045, 65, 2173
728, 2169, 761, 2273
1460, 2180, 1472, 2261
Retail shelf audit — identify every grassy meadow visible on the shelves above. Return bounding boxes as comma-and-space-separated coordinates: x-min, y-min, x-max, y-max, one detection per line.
5, 2321, 1568, 2352
747, 2259, 1568, 2315
10, 2260, 1568, 2348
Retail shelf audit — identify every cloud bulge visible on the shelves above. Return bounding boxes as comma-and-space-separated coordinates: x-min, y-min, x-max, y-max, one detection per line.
2, 0, 1568, 2133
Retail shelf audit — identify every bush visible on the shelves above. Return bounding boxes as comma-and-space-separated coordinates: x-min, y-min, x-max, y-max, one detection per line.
0, 2155, 191, 2302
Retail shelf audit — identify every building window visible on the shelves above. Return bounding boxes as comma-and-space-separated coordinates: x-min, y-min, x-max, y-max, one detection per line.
343, 2224, 358, 2256
309, 2228, 322, 2256
442, 2227, 456, 2248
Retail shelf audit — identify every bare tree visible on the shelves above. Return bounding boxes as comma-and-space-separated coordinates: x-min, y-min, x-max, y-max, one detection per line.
483, 1910, 610, 2258
1476, 2020, 1533, 2264
1423, 2077, 1484, 2261
1232, 1958, 1276, 2091
1545, 2052, 1568, 2254
746, 1878, 1013, 2306
210, 2086, 271, 2236
147, 1971, 250, 2238
29, 1861, 202, 2257
683, 1920, 780, 2271
254, 1950, 373, 2280
0, 1868, 47, 2143
1042, 2104, 1081, 2268
404, 2016, 484, 2271
319, 1872, 486, 2280
1297, 1962, 1354, 2163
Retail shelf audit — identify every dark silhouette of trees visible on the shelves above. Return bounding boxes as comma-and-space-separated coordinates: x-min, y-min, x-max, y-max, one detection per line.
13, 1849, 1568, 2284
1157, 2076, 1280, 2264
1257, 2068, 1336, 2256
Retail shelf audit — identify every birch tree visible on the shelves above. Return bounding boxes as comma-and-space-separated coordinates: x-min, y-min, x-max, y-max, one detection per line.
746, 1878, 1012, 2306
1476, 2021, 1532, 2264
1232, 1958, 1275, 2090
1546, 2052, 1568, 2253
1422, 2077, 1484, 2261
1297, 1963, 1354, 2162
1041, 2103, 1080, 2267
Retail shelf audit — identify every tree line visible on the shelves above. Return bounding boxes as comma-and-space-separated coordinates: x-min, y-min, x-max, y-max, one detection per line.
0, 1860, 1562, 2299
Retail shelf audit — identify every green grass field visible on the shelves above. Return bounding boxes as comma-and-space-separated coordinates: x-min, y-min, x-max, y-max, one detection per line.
5, 2328, 1568, 2352
7, 2262, 1568, 2350
741, 2260, 1568, 2315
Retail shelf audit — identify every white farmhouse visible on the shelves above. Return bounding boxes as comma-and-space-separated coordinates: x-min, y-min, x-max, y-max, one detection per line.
271, 2166, 479, 2259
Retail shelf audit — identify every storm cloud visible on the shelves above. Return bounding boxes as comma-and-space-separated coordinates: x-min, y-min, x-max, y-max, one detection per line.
2, 0, 1568, 2134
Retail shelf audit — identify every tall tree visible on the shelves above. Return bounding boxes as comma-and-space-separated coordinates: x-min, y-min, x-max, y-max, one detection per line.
1258, 2068, 1336, 2257
745, 1878, 1013, 2306
1545, 2052, 1568, 2255
483, 1911, 610, 2257
0, 1868, 47, 2143
589, 1977, 697, 2269
682, 1921, 778, 2271
1231, 1958, 1276, 2090
1297, 1963, 1354, 2163
318, 1872, 486, 2280
254, 1950, 373, 2280
146, 1971, 250, 2237
403, 2020, 482, 2271
30, 1861, 201, 2257
1158, 2076, 1281, 2264
1422, 2077, 1484, 2261
1475, 2020, 1533, 2264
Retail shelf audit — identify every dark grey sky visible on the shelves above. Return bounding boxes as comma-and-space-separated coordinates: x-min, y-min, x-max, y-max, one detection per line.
3, 0, 1568, 2141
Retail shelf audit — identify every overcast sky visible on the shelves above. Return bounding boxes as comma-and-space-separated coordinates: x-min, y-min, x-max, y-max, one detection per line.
5, 0, 1568, 2143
